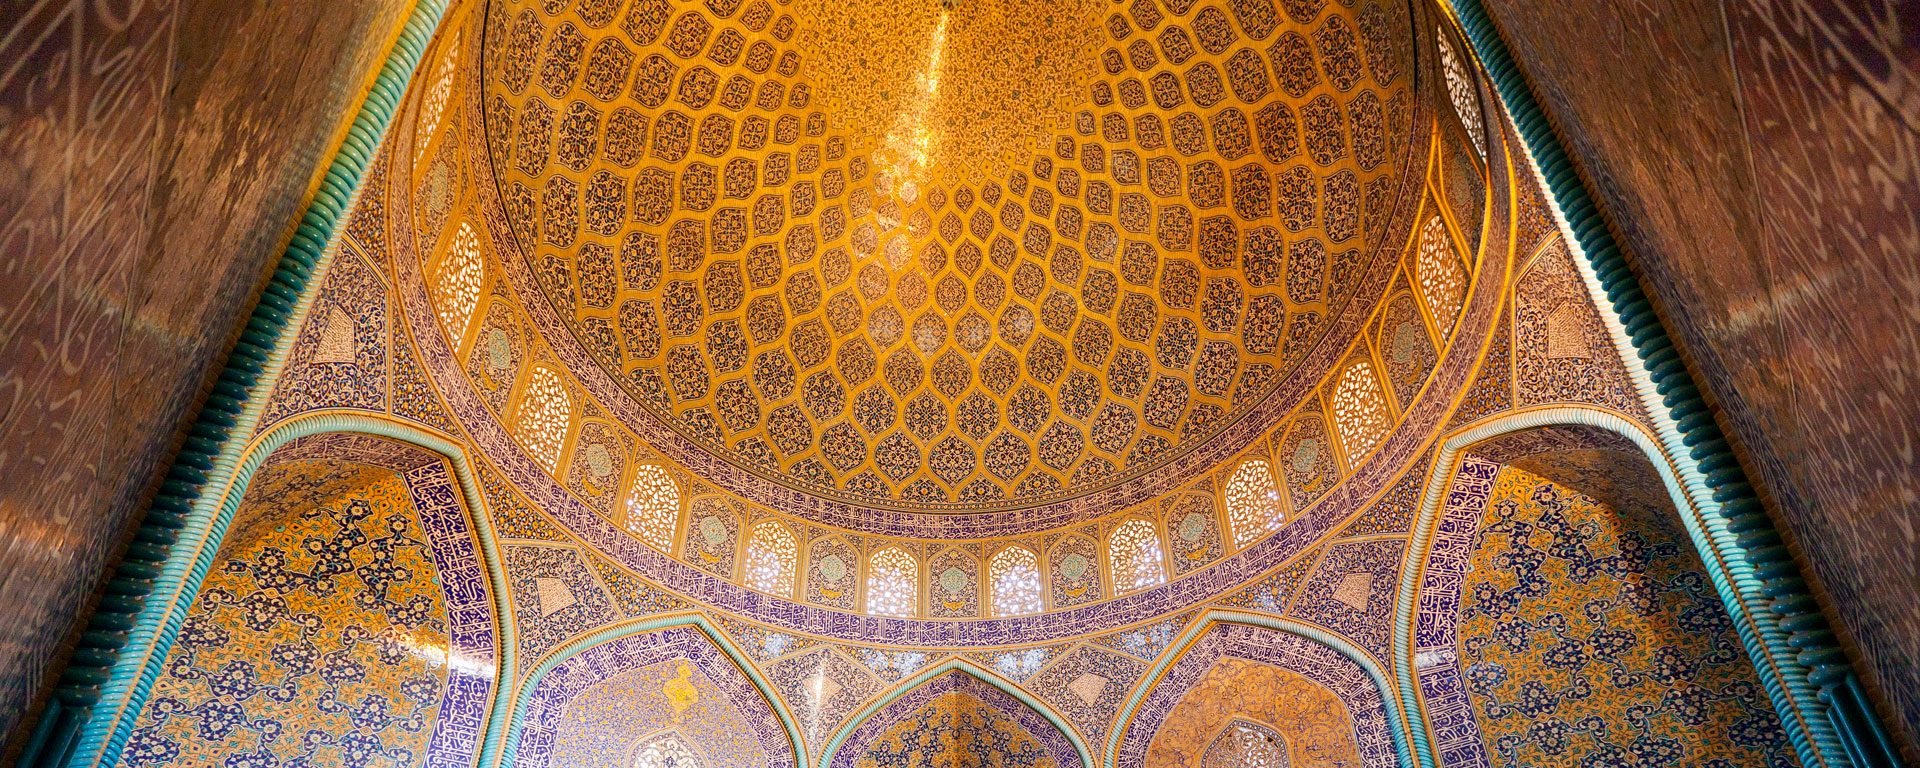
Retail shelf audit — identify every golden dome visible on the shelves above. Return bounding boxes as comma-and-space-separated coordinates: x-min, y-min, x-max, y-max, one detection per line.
476, 0, 1418, 511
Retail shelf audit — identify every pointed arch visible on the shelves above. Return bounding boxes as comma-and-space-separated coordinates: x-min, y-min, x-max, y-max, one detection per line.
1413, 214, 1468, 338
988, 545, 1043, 617
72, 411, 518, 768
502, 613, 803, 768
48, 4, 483, 763
1394, 405, 1826, 768
820, 659, 1094, 768
1329, 358, 1391, 464
412, 28, 462, 168
1204, 718, 1290, 767
1107, 610, 1417, 768
433, 220, 486, 346
631, 731, 703, 768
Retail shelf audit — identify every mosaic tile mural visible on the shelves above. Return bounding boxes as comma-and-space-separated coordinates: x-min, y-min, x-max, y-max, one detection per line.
121, 446, 497, 768
477, 0, 1423, 516
1411, 452, 1800, 768
1452, 466, 1796, 767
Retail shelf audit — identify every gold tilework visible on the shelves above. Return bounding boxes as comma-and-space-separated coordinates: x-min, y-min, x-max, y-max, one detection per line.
789, 0, 1107, 186
1458, 467, 1796, 766
480, 0, 1416, 509
124, 462, 451, 766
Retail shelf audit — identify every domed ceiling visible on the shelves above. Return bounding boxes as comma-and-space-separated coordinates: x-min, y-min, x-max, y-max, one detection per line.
478, 0, 1419, 512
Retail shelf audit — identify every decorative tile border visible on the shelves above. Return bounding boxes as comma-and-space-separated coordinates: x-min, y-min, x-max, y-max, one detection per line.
371, 442, 502, 768
1406, 455, 1498, 768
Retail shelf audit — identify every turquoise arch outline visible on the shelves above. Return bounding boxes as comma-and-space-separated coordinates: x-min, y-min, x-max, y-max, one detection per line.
1104, 609, 1425, 768
1429, 0, 1893, 763
498, 613, 809, 768
83, 410, 519, 766
818, 658, 1096, 768
1391, 404, 1802, 765
53, 0, 461, 763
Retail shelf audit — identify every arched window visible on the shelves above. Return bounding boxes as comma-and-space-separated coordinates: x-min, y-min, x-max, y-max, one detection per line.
1225, 459, 1283, 549
1415, 216, 1468, 337
742, 521, 798, 597
414, 32, 461, 167
988, 546, 1042, 617
517, 366, 571, 473
1436, 30, 1485, 158
1203, 719, 1290, 768
1331, 360, 1391, 463
433, 221, 485, 345
1108, 519, 1166, 593
633, 731, 703, 768
866, 547, 918, 617
625, 465, 680, 552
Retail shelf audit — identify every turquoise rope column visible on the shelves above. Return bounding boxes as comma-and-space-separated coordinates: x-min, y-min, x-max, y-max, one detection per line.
14, 1, 454, 765
1441, 1, 1906, 767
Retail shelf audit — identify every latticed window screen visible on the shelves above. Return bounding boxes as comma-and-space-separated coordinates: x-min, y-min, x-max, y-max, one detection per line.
433, 221, 485, 344
1203, 719, 1290, 768
1436, 30, 1485, 157
1331, 360, 1391, 462
1415, 216, 1468, 337
1109, 519, 1166, 593
1225, 459, 1283, 548
989, 546, 1043, 616
414, 31, 460, 167
867, 547, 919, 617
625, 464, 680, 552
517, 367, 571, 473
743, 521, 798, 597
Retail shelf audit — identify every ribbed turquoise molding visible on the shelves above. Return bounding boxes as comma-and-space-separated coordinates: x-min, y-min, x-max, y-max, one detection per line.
1104, 610, 1423, 768
1391, 406, 1784, 768
15, 1, 457, 765
498, 614, 808, 768
819, 658, 1094, 768
96, 411, 519, 768
1435, 2, 1905, 766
